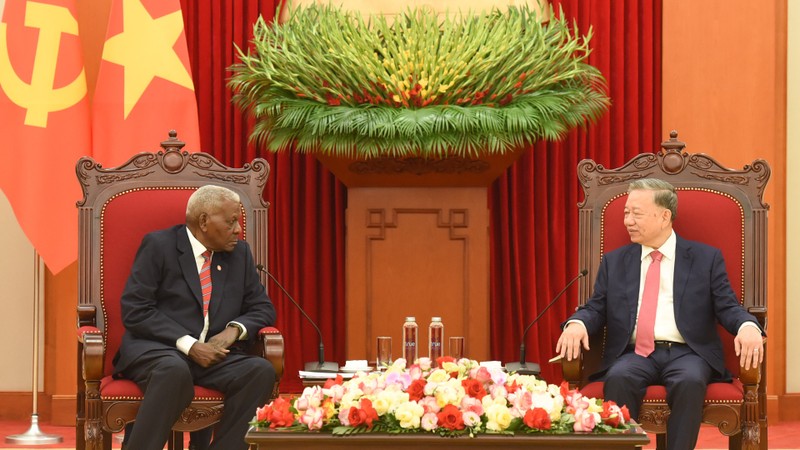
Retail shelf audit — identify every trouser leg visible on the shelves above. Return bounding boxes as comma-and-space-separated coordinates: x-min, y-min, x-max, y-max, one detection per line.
603, 350, 660, 420
123, 351, 195, 450
196, 354, 274, 450
662, 347, 712, 450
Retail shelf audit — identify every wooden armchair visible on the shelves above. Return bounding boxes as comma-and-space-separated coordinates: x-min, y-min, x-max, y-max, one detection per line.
75, 131, 284, 450
562, 131, 769, 450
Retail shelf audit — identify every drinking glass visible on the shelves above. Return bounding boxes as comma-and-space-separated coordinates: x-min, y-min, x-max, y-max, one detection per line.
449, 336, 465, 360
376, 336, 392, 369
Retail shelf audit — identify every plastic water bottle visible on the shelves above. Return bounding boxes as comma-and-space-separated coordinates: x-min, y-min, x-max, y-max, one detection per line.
403, 317, 418, 365
428, 316, 443, 367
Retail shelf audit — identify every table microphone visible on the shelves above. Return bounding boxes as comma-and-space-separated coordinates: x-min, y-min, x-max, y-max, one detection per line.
256, 264, 339, 372
505, 269, 588, 375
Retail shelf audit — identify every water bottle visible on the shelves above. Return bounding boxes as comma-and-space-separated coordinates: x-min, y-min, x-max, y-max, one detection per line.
403, 316, 418, 365
428, 316, 443, 367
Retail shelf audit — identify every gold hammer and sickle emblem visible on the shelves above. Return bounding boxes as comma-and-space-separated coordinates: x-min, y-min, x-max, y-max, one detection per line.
0, 1, 87, 128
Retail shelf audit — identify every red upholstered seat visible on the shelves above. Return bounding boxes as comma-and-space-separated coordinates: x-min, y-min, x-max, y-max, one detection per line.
562, 132, 769, 450
578, 380, 745, 404
75, 133, 284, 450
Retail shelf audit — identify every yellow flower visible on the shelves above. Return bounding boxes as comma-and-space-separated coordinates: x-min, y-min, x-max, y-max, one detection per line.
394, 402, 424, 429
392, 94, 401, 103
428, 368, 449, 383
485, 404, 513, 431
419, 79, 428, 88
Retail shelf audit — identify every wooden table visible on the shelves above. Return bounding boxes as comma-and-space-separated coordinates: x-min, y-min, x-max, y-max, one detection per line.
246, 426, 650, 450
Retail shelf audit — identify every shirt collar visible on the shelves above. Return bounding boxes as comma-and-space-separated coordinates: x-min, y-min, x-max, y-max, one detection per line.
641, 229, 676, 261
186, 227, 210, 259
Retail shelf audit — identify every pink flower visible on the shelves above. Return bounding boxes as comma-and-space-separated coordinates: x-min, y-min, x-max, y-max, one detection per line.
460, 396, 484, 415
470, 366, 492, 384
418, 396, 441, 414
421, 412, 438, 431
385, 371, 412, 389
510, 390, 533, 418
300, 406, 325, 430
573, 408, 598, 432
462, 410, 481, 427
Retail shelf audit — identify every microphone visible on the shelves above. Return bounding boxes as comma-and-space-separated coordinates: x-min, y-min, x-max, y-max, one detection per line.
505, 269, 588, 375
256, 264, 339, 372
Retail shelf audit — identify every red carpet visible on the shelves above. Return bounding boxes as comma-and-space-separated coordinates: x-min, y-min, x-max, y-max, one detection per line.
0, 419, 797, 449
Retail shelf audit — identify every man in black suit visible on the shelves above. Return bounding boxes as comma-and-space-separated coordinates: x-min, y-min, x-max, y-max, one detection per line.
556, 178, 763, 450
116, 184, 276, 450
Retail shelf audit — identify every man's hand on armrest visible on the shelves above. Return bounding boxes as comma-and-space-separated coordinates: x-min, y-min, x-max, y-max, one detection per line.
555, 321, 590, 361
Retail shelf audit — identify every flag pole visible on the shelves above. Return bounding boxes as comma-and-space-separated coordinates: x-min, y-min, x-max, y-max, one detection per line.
5, 251, 62, 445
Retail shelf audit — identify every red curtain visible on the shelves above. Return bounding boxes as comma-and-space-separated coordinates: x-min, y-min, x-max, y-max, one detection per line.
181, 0, 347, 393
180, 0, 661, 391
489, 0, 662, 383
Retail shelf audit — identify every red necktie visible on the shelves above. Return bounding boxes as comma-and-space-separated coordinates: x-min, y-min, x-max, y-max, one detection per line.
635, 250, 662, 357
200, 251, 212, 316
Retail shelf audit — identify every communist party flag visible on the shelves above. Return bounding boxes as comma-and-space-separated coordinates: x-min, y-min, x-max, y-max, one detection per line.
92, 0, 200, 166
0, 0, 91, 274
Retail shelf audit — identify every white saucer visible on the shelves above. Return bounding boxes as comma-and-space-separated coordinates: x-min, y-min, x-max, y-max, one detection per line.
339, 366, 373, 373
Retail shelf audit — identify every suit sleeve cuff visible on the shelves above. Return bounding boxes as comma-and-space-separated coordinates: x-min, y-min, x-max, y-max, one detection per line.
565, 319, 587, 332
177, 335, 197, 355
227, 321, 247, 340
738, 321, 762, 334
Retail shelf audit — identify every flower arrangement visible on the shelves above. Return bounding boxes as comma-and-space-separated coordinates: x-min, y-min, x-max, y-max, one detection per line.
252, 357, 631, 437
229, 4, 609, 158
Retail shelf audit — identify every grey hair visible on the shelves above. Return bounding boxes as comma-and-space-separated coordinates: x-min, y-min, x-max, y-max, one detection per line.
186, 185, 240, 221
628, 178, 678, 221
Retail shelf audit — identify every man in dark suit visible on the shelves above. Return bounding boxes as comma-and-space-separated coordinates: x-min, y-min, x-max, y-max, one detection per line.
555, 178, 763, 450
116, 185, 276, 450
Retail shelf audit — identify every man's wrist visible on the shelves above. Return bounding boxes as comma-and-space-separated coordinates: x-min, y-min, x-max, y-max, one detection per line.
227, 323, 243, 339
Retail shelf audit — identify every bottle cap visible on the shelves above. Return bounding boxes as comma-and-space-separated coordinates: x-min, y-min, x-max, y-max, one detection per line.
432, 316, 442, 322
405, 316, 416, 322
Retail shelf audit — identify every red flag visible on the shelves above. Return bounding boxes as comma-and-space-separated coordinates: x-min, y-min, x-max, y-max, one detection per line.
92, 0, 200, 166
0, 0, 91, 274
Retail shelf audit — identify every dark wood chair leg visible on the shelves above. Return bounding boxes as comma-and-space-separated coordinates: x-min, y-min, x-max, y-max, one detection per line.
656, 433, 667, 450
729, 431, 742, 450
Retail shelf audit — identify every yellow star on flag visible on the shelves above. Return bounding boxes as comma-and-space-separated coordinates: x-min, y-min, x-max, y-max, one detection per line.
101, 0, 194, 118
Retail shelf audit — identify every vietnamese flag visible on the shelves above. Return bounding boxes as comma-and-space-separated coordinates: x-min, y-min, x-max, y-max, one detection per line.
92, 0, 200, 166
0, 0, 91, 274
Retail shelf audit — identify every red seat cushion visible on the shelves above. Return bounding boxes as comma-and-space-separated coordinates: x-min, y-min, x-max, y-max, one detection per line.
99, 376, 225, 401
579, 379, 744, 404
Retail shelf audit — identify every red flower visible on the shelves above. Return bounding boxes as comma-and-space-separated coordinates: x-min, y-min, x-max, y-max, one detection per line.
505, 380, 521, 394
261, 397, 295, 428
323, 374, 344, 389
407, 378, 427, 401
347, 406, 365, 427
461, 378, 487, 399
360, 398, 379, 429
437, 404, 465, 430
523, 407, 552, 430
346, 398, 380, 429
600, 401, 621, 428
620, 405, 631, 423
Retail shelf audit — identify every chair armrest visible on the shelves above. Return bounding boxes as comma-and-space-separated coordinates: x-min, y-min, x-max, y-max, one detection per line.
81, 331, 105, 382
561, 353, 584, 389
256, 327, 284, 397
